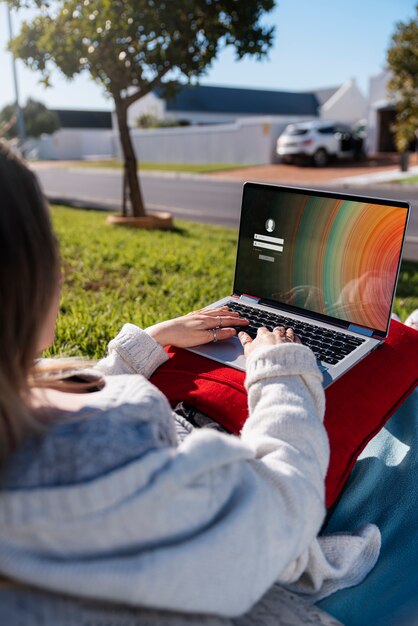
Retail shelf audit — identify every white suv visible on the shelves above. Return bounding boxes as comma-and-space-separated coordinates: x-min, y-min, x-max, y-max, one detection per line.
276, 120, 364, 166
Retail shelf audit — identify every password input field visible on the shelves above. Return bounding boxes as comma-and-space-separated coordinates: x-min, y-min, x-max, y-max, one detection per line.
253, 241, 283, 253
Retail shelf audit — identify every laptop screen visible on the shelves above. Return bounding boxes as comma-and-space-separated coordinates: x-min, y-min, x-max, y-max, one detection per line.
234, 183, 409, 335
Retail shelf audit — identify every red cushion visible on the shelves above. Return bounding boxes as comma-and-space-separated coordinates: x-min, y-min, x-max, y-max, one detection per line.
150, 320, 418, 508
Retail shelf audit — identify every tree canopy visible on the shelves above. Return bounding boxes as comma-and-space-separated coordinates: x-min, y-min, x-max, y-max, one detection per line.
8, 0, 276, 217
387, 5, 418, 152
0, 98, 60, 139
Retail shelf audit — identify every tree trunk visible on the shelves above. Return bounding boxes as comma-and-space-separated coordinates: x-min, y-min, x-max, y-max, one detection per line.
400, 151, 410, 172
122, 168, 128, 217
114, 98, 146, 217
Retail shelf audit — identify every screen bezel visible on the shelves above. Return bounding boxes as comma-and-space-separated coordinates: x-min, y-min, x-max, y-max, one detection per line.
233, 182, 410, 339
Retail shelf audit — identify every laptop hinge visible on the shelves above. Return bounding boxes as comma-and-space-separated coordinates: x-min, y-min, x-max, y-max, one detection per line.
239, 294, 261, 305
348, 324, 373, 337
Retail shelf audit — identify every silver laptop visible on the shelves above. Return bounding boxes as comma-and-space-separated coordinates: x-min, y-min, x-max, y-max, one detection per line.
188, 182, 410, 388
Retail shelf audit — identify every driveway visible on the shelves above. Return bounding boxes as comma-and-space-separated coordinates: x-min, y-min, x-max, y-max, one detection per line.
208, 153, 418, 185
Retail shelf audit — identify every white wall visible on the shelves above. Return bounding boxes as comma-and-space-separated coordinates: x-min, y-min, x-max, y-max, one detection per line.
115, 116, 315, 165
26, 129, 116, 160
27, 115, 316, 164
369, 70, 392, 106
320, 79, 368, 124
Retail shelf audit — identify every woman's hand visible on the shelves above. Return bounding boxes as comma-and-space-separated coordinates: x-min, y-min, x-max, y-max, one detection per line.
146, 306, 249, 348
238, 325, 301, 358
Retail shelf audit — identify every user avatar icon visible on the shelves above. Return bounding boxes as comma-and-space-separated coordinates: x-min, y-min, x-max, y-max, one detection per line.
265, 218, 275, 233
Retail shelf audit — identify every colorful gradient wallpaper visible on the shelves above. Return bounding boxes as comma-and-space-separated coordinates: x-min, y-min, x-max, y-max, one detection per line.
235, 187, 409, 332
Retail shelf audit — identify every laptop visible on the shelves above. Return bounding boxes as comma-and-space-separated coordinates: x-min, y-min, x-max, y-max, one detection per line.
187, 182, 410, 388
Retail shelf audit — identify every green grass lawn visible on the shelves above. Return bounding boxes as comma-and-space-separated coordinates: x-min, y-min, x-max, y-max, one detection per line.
47, 206, 418, 359
48, 206, 238, 358
72, 160, 248, 174
392, 260, 418, 320
387, 173, 418, 184
395, 175, 418, 184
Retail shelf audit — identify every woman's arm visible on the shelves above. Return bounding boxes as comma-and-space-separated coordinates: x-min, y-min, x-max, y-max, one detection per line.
96, 307, 249, 378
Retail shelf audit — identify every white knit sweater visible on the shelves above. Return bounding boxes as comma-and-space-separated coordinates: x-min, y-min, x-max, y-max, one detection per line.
0, 324, 380, 619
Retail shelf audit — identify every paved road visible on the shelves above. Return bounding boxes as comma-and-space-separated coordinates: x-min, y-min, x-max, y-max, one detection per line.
33, 165, 418, 261
35, 166, 244, 227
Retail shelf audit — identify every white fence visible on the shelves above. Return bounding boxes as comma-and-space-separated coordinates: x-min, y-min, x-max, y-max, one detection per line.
27, 116, 315, 164
26, 129, 117, 161
121, 117, 298, 165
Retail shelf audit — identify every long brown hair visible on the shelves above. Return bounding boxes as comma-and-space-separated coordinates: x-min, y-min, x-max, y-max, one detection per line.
0, 140, 60, 460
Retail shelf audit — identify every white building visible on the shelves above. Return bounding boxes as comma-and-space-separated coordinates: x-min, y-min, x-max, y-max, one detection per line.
319, 79, 368, 125
127, 80, 367, 129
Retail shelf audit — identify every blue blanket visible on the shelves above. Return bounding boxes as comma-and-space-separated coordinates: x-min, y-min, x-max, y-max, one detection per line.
318, 388, 418, 626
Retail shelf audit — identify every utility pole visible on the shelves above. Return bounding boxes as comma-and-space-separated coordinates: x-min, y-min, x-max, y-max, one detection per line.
6, 3, 26, 148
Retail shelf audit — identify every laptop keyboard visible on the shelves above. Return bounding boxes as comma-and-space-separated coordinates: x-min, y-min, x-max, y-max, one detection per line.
227, 302, 365, 366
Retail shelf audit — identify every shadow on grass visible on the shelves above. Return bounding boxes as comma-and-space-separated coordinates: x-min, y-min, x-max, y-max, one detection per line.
49, 198, 114, 212
50, 200, 192, 237
169, 225, 189, 236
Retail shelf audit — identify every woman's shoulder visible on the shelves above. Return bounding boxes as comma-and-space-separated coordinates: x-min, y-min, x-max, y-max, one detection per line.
1, 374, 177, 491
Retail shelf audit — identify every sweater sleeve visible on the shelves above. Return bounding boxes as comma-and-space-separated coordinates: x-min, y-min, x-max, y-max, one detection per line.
242, 345, 380, 602
96, 323, 169, 378
239, 342, 329, 556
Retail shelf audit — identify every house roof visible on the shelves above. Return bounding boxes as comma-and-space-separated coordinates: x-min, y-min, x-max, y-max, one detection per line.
158, 84, 320, 116
52, 109, 113, 129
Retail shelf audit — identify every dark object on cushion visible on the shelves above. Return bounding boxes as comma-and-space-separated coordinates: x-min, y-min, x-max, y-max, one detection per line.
150, 320, 418, 508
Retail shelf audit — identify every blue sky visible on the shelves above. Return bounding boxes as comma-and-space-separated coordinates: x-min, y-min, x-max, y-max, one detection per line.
0, 0, 416, 112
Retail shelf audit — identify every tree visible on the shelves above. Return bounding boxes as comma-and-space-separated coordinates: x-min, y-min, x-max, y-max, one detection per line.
387, 5, 418, 157
8, 0, 275, 217
0, 98, 60, 140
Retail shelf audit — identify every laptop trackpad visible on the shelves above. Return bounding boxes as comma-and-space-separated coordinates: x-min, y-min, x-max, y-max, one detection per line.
187, 337, 246, 371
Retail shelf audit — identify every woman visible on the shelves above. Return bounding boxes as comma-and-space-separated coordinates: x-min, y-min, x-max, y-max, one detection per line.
0, 141, 379, 620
